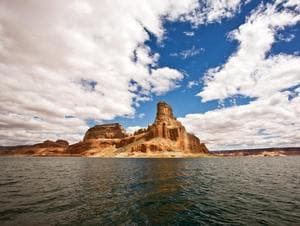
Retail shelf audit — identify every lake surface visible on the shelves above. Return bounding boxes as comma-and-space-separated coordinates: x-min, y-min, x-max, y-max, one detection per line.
0, 157, 299, 225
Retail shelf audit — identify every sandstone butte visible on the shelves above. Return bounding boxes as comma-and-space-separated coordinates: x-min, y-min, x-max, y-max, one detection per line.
1, 101, 210, 157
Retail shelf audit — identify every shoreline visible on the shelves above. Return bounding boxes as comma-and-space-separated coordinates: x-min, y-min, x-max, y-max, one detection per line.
0, 153, 299, 158
1, 146, 299, 158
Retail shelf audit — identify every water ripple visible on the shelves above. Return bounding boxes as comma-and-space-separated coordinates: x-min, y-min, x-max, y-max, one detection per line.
0, 157, 299, 225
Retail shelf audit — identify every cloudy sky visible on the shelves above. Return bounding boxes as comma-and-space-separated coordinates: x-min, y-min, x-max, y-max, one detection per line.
0, 0, 299, 150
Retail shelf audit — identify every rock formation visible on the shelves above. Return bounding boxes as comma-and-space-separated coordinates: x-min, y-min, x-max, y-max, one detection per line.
84, 123, 126, 141
68, 101, 209, 156
144, 101, 208, 153
1, 101, 209, 157
0, 140, 69, 156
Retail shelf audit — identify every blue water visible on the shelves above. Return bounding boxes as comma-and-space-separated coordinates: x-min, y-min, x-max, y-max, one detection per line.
0, 157, 299, 225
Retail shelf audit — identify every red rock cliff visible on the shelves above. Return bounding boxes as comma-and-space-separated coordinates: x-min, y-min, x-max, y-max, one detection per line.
141, 101, 208, 154
68, 101, 209, 155
84, 123, 126, 141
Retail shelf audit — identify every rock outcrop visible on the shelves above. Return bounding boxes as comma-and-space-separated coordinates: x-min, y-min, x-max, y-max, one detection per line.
133, 101, 208, 154
0, 140, 70, 156
36, 140, 69, 148
67, 101, 209, 156
83, 123, 126, 141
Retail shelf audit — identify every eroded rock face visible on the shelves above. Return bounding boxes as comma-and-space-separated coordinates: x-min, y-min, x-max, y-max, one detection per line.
142, 101, 208, 154
10, 101, 209, 156
71, 101, 209, 155
147, 102, 186, 149
155, 101, 175, 123
30, 139, 69, 149
83, 123, 126, 141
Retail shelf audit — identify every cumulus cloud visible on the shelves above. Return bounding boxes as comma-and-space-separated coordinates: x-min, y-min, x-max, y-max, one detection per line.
148, 68, 184, 95
183, 0, 242, 25
198, 1, 300, 101
0, 0, 242, 146
180, 92, 300, 150
180, 0, 300, 150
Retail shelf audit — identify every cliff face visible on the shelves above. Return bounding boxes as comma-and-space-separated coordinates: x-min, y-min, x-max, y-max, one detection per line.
83, 123, 126, 141
68, 101, 209, 156
140, 101, 208, 154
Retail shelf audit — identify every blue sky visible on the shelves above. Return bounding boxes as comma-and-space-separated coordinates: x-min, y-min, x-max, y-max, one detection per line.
0, 0, 299, 149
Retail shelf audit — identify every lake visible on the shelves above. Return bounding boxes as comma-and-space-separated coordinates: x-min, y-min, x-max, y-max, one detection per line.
0, 157, 299, 225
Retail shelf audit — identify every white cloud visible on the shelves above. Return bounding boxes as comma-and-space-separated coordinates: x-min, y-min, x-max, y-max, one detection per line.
204, 0, 241, 22
183, 0, 242, 25
199, 1, 300, 101
180, 92, 300, 150
148, 68, 184, 95
71, 1, 93, 14
187, 80, 200, 89
180, 0, 300, 150
277, 33, 295, 42
0, 0, 243, 146
126, 126, 144, 134
138, 113, 146, 119
183, 31, 195, 36
171, 45, 204, 59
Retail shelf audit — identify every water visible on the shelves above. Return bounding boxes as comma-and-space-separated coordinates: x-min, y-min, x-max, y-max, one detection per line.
0, 157, 299, 225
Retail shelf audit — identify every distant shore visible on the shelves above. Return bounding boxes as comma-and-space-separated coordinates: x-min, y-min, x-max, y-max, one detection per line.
211, 147, 300, 157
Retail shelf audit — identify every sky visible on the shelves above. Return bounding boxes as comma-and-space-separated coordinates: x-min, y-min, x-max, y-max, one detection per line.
0, 0, 299, 150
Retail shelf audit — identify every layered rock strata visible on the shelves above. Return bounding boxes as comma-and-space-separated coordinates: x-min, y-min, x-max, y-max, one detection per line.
83, 123, 126, 141
67, 101, 209, 156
